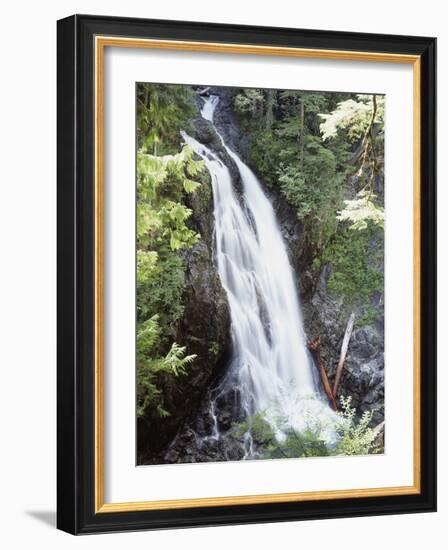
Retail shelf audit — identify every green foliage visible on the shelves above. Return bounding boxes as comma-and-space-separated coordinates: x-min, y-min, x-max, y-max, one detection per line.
136, 146, 204, 342
137, 254, 186, 339
238, 90, 352, 254
235, 413, 277, 447
137, 315, 196, 418
320, 95, 384, 142
265, 428, 330, 459
279, 90, 329, 119
208, 341, 221, 360
337, 190, 384, 231
357, 304, 382, 327
136, 141, 204, 336
249, 129, 283, 186
335, 396, 377, 455
137, 250, 158, 284
320, 226, 383, 308
233, 88, 266, 118
277, 136, 344, 250
278, 137, 339, 212
320, 94, 385, 231
137, 83, 196, 155
137, 147, 204, 252
136, 84, 205, 421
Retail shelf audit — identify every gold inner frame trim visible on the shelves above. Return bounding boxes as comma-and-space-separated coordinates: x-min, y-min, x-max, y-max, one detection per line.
94, 35, 422, 513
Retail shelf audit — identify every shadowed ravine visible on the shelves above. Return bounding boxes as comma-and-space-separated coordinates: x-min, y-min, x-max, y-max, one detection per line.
168, 95, 337, 461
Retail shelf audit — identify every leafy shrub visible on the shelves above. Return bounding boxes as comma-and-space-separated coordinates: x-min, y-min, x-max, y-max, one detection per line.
265, 428, 330, 459
137, 84, 196, 155
137, 254, 186, 343
136, 84, 205, 421
335, 396, 377, 455
319, 226, 383, 309
233, 88, 264, 116
337, 190, 384, 231
137, 315, 196, 418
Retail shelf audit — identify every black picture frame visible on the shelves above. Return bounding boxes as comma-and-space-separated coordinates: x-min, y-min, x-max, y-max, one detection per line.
57, 14, 436, 534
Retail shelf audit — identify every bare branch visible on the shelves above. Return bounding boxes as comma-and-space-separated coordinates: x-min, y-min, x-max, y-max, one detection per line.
332, 312, 356, 398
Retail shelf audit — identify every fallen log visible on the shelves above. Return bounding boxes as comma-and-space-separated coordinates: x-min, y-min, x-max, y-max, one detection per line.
307, 336, 337, 411
197, 86, 211, 96
332, 312, 355, 398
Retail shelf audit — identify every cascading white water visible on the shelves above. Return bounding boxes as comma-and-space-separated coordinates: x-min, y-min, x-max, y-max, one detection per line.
182, 96, 336, 449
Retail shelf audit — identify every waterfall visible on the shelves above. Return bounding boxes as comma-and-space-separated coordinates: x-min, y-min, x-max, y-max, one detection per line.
181, 95, 336, 453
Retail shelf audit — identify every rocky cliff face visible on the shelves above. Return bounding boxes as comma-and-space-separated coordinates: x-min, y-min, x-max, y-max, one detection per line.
303, 266, 384, 424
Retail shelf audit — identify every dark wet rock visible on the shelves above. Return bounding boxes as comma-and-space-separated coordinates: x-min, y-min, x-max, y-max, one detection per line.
164, 449, 179, 463
217, 411, 232, 431
212, 87, 251, 160
191, 95, 244, 196
224, 438, 246, 461
165, 424, 248, 464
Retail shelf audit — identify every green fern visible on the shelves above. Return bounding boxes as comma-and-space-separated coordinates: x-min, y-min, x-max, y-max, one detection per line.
335, 396, 377, 456
136, 316, 196, 418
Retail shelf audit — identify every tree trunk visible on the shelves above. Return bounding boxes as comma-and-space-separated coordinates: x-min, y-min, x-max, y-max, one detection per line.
197, 86, 211, 96
308, 336, 337, 411
332, 312, 355, 398
265, 89, 274, 130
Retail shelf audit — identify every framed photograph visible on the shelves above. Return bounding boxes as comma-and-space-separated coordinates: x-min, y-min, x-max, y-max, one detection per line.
57, 14, 436, 534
